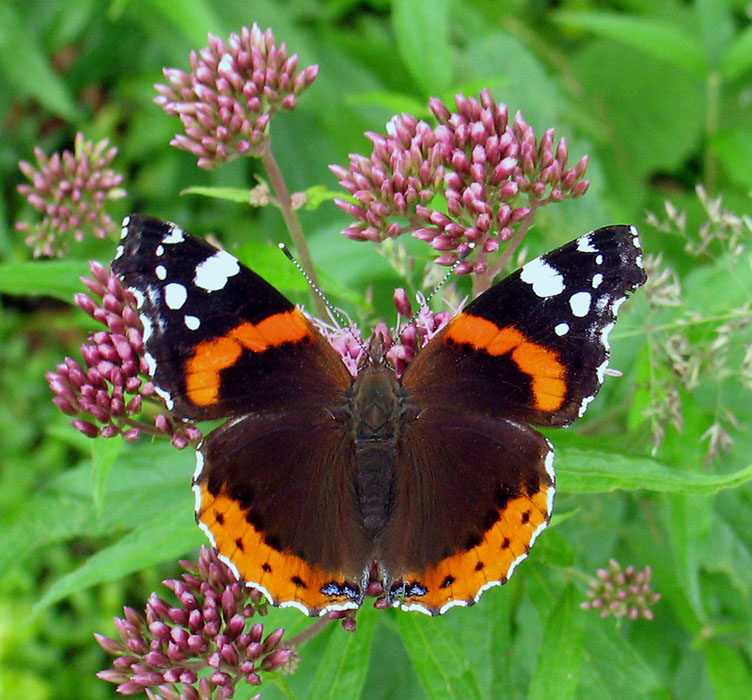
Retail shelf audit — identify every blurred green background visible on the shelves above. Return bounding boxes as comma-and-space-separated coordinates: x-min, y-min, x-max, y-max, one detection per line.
1, 0, 752, 698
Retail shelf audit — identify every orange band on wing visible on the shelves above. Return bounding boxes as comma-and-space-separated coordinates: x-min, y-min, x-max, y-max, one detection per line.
400, 486, 552, 613
185, 310, 312, 406
446, 314, 566, 412
197, 483, 359, 615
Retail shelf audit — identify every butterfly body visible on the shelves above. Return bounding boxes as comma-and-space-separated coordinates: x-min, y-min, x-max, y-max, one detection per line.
113, 214, 646, 616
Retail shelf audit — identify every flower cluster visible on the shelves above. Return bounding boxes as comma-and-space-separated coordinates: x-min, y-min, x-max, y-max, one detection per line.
642, 188, 752, 460
45, 261, 200, 448
331, 89, 589, 276
155, 24, 319, 169
581, 559, 660, 620
16, 133, 126, 257
311, 288, 452, 377
96, 547, 291, 699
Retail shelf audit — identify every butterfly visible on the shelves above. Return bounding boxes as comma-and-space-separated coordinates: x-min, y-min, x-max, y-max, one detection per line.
113, 214, 646, 616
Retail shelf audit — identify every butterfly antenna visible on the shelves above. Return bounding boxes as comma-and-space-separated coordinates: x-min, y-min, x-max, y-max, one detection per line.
278, 243, 350, 329
404, 244, 475, 328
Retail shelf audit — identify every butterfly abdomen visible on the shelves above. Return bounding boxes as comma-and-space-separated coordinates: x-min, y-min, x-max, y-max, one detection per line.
349, 367, 403, 536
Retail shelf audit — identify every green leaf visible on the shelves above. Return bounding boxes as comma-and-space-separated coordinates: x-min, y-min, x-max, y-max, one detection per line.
553, 11, 708, 78
90, 437, 122, 514
307, 610, 376, 698
0, 443, 192, 574
712, 127, 752, 189
528, 585, 585, 700
0, 3, 81, 119
694, 0, 734, 69
580, 620, 660, 697
571, 39, 704, 185
346, 91, 429, 118
391, 0, 454, 95
704, 641, 752, 700
719, 23, 752, 81
32, 504, 202, 613
303, 185, 342, 210
0, 261, 90, 302
396, 615, 484, 700
181, 186, 255, 204
556, 446, 752, 494
133, 0, 222, 44
666, 495, 708, 622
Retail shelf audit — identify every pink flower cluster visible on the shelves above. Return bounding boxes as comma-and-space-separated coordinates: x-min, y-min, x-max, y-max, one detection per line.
331, 89, 588, 274
155, 24, 319, 168
16, 133, 125, 257
45, 261, 200, 448
96, 547, 291, 699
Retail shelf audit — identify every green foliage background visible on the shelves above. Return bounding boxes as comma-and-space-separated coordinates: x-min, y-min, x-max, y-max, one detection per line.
1, 0, 752, 698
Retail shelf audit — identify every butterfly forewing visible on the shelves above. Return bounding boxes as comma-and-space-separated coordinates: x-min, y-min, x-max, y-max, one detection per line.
402, 225, 646, 427
113, 214, 352, 420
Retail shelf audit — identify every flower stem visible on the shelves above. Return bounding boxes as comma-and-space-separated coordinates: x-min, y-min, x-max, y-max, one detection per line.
259, 143, 327, 317
285, 616, 332, 647
479, 199, 539, 294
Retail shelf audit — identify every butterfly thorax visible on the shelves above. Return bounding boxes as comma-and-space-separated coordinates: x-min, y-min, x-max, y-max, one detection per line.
349, 365, 405, 537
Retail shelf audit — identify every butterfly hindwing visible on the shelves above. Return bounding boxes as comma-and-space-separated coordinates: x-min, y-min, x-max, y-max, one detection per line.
382, 408, 555, 614
194, 408, 370, 615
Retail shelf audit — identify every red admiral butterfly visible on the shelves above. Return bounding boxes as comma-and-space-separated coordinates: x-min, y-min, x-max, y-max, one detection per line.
113, 214, 646, 616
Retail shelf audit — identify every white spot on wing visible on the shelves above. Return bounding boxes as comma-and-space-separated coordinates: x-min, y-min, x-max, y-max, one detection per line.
546, 481, 555, 514
193, 449, 205, 482
592, 273, 603, 289
132, 289, 145, 309
473, 579, 502, 604
554, 322, 569, 336
520, 258, 565, 298
156, 245, 165, 257
576, 234, 597, 253
162, 225, 185, 244
165, 282, 187, 310
144, 351, 157, 376
506, 553, 526, 581
635, 255, 643, 268
185, 315, 201, 330
194, 250, 241, 292
114, 245, 124, 259
154, 385, 174, 410
600, 321, 615, 351
595, 295, 609, 314
578, 394, 595, 418
596, 359, 609, 383
595, 254, 603, 265
630, 225, 641, 247
569, 291, 591, 318
141, 315, 154, 343
612, 296, 626, 315
543, 443, 555, 481
155, 265, 167, 280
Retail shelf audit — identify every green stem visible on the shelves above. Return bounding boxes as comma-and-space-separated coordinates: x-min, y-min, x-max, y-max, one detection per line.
704, 70, 721, 193
259, 143, 328, 317
477, 198, 540, 296
285, 615, 333, 647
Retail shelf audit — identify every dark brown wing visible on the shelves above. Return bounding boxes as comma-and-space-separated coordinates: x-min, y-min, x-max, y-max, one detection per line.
379, 408, 555, 615
194, 407, 373, 616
